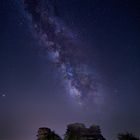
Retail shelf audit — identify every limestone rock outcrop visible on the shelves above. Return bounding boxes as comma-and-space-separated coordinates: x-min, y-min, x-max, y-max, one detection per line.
64, 123, 106, 140
37, 127, 61, 140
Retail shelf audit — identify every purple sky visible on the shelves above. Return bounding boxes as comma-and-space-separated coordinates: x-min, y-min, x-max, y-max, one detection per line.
0, 0, 140, 140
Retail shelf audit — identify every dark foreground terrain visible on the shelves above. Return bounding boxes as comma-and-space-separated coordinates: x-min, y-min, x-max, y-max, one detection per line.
36, 123, 139, 140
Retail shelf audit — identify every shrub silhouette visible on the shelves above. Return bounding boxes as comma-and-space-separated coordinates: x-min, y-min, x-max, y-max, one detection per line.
118, 132, 139, 140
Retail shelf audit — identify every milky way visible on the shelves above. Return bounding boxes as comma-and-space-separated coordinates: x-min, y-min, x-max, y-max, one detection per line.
23, 0, 100, 105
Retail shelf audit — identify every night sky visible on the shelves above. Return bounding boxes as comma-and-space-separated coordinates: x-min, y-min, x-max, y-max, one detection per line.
0, 0, 140, 140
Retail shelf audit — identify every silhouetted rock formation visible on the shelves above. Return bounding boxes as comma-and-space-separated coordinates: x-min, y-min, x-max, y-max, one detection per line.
37, 127, 61, 140
36, 124, 139, 140
64, 123, 106, 140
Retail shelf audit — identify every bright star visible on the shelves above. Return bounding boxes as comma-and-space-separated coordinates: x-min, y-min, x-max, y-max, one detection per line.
2, 94, 6, 97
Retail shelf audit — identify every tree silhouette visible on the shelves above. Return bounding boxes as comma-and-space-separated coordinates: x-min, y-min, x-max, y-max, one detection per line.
118, 132, 139, 140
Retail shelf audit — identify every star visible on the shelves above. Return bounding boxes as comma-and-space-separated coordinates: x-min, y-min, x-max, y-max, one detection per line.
1, 94, 6, 98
